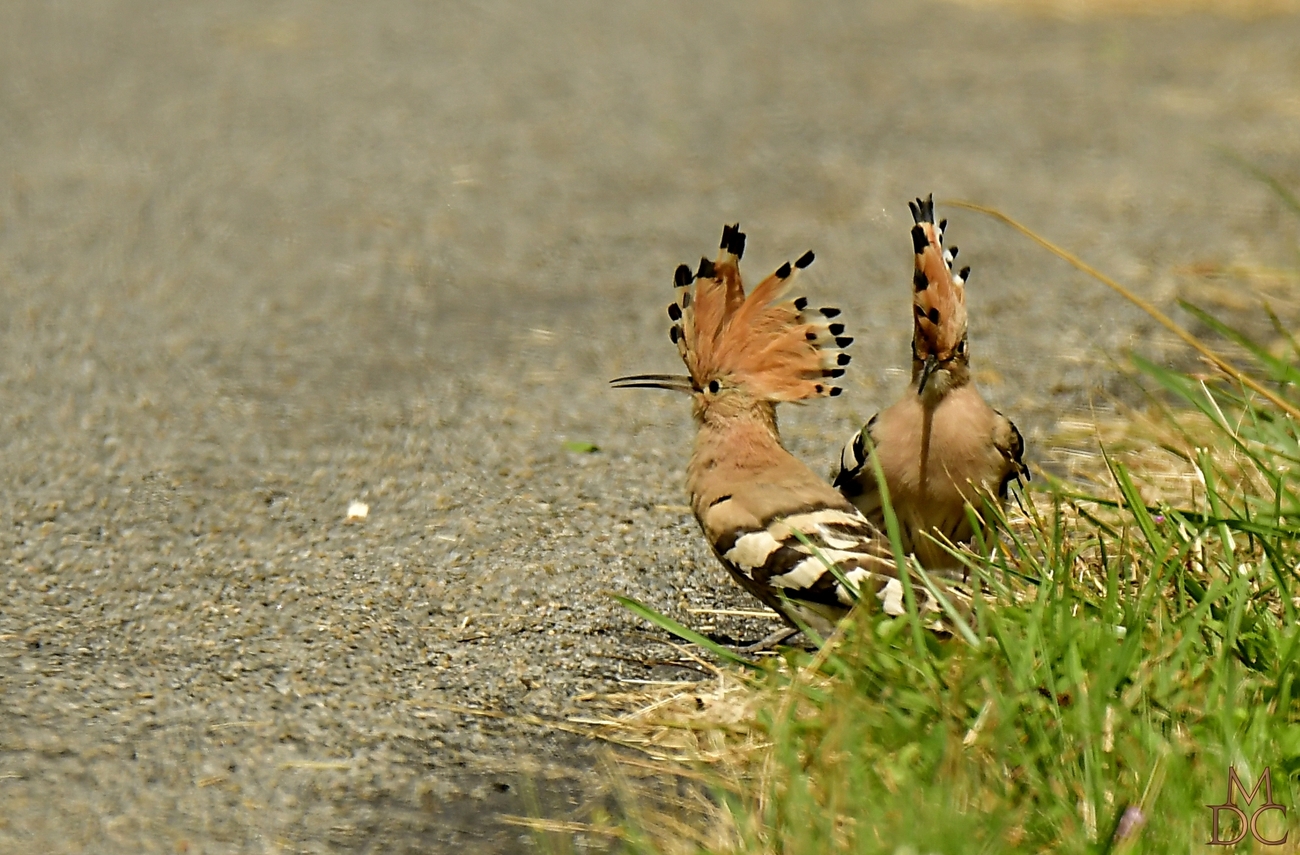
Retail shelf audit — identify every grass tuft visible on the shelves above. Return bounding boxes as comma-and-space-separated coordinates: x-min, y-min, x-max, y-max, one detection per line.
599, 201, 1300, 852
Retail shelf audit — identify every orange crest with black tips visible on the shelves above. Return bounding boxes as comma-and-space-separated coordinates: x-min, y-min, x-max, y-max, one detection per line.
908, 195, 969, 363
667, 225, 852, 402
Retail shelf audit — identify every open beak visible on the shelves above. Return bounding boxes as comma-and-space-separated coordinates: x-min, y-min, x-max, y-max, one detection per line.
609, 373, 695, 393
916, 355, 938, 395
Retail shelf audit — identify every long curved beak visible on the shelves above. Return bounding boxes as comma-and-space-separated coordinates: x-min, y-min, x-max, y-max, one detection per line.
609, 373, 694, 393
916, 355, 938, 395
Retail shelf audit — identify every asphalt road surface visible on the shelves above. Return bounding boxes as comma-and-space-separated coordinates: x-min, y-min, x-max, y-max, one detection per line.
2, 1, 1298, 852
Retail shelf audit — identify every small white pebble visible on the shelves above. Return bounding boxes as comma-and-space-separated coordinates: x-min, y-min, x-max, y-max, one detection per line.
346, 501, 369, 522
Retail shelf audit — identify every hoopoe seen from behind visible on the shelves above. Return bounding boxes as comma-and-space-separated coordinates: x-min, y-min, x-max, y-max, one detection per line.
834, 195, 1028, 572
613, 224, 968, 639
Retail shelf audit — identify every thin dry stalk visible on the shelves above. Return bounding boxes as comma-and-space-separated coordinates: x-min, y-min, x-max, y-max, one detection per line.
949, 200, 1300, 423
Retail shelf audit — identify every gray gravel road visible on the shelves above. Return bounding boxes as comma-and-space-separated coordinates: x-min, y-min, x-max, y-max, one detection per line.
1, 1, 1297, 852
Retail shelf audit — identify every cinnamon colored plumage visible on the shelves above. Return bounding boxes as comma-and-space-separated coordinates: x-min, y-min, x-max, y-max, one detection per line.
615, 224, 969, 637
834, 196, 1028, 571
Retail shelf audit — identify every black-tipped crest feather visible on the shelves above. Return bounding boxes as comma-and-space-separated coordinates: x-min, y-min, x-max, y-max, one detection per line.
655, 226, 856, 403
674, 264, 693, 288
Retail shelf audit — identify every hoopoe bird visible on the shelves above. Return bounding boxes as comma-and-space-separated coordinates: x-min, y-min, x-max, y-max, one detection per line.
613, 224, 968, 639
833, 195, 1028, 572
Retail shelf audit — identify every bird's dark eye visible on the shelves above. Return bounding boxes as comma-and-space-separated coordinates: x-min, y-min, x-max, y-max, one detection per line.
708, 380, 720, 394
956, 340, 967, 355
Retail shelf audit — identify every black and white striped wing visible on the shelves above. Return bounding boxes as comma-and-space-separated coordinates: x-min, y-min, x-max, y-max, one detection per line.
832, 416, 889, 524
714, 507, 948, 620
995, 412, 1030, 499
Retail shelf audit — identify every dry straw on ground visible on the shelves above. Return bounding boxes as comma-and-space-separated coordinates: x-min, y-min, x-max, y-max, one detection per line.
550, 201, 1300, 852
571, 413, 1287, 853
947, 0, 1300, 16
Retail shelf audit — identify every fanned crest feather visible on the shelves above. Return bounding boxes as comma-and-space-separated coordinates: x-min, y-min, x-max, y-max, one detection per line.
909, 194, 968, 361
668, 225, 849, 401
615, 222, 975, 639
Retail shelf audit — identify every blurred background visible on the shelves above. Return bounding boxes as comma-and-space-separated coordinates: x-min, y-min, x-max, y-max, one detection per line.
1, 1, 1297, 852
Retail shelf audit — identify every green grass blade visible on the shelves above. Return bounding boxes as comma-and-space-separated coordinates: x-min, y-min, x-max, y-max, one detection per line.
913, 563, 981, 647
1178, 300, 1300, 386
789, 527, 860, 603
1218, 146, 1300, 217
861, 431, 936, 677
1104, 455, 1165, 557
613, 595, 763, 671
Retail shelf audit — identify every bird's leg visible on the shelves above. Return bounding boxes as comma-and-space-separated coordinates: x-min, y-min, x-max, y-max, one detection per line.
738, 626, 803, 653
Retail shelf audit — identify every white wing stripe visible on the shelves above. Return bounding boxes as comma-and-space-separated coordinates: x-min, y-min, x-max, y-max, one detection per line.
772, 509, 863, 535
819, 531, 861, 550
724, 530, 782, 570
877, 578, 905, 615
768, 556, 828, 591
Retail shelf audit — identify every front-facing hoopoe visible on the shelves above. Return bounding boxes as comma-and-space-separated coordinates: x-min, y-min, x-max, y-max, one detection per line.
614, 224, 967, 639
834, 196, 1028, 571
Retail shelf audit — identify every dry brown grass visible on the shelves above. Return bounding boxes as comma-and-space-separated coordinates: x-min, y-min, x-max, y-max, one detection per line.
944, 0, 1300, 17
571, 656, 841, 853
578, 404, 1289, 853
567, 205, 1300, 852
